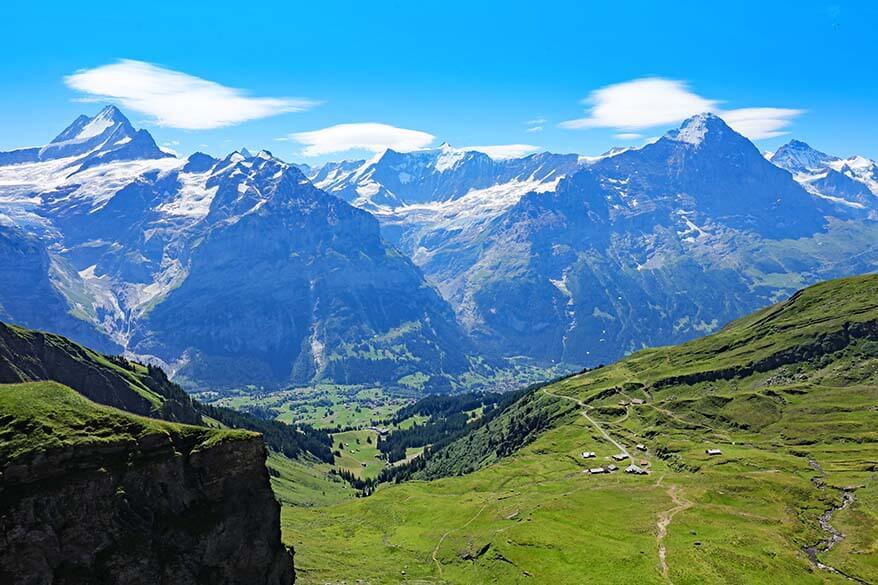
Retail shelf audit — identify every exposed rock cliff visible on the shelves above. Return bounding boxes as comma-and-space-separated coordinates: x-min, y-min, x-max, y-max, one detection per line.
0, 381, 295, 584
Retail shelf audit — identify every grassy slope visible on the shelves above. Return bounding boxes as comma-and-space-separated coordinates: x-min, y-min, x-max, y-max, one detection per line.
283, 274, 878, 584
0, 322, 166, 409
267, 451, 355, 508
0, 381, 250, 464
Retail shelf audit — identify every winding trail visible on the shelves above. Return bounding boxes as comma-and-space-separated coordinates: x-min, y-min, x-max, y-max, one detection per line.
619, 389, 734, 444
656, 483, 693, 582
542, 388, 699, 582
542, 387, 630, 457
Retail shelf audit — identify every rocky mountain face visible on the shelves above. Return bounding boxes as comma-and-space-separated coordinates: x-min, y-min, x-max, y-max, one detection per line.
131, 152, 477, 389
0, 108, 478, 391
2, 107, 877, 390
321, 114, 878, 367
0, 222, 119, 353
0, 321, 295, 584
0, 381, 294, 585
770, 139, 878, 215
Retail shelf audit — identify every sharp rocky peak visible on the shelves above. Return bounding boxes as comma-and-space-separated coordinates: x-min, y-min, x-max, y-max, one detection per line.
665, 112, 735, 146
770, 139, 838, 173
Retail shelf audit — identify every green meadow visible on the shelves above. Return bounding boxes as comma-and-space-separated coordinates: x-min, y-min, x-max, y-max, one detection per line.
280, 275, 878, 584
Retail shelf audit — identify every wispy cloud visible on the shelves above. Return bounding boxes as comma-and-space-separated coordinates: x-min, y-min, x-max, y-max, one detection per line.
525, 117, 546, 133
65, 59, 317, 130
462, 144, 541, 159
614, 132, 643, 140
720, 107, 804, 139
290, 123, 435, 157
561, 77, 803, 140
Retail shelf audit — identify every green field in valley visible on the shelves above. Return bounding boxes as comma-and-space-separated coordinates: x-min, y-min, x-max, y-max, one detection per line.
196, 384, 412, 429
280, 274, 878, 584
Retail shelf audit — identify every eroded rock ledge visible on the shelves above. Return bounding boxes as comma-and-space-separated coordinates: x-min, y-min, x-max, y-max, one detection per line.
0, 432, 294, 585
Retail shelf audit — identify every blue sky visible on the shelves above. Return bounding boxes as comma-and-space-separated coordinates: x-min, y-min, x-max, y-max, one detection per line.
1, 0, 875, 163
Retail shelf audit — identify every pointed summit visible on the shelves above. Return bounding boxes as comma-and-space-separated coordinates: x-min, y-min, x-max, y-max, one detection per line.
95, 104, 127, 120
770, 140, 838, 174
665, 112, 735, 146
50, 105, 133, 145
18, 106, 172, 169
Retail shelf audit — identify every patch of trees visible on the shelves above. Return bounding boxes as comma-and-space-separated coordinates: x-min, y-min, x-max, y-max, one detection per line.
378, 411, 470, 462
141, 363, 334, 463
329, 468, 377, 496
377, 374, 582, 484
199, 401, 334, 463
142, 364, 204, 425
389, 392, 496, 423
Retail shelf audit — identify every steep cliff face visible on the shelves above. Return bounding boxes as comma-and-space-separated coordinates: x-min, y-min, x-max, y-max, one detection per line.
0, 382, 294, 585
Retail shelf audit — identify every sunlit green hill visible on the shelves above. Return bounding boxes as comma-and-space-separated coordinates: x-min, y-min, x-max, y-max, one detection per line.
284, 274, 878, 584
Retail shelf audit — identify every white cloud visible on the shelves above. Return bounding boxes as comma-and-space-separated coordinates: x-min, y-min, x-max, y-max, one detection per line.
561, 78, 716, 130
561, 77, 803, 140
462, 144, 541, 159
291, 123, 435, 157
614, 132, 643, 140
65, 59, 316, 130
720, 107, 804, 139
525, 117, 546, 133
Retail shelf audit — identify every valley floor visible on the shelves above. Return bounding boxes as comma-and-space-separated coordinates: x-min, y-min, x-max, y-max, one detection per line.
280, 358, 878, 583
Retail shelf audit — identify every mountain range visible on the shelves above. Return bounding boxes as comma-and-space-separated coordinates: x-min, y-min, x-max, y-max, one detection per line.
0, 107, 479, 391
309, 113, 878, 365
1, 107, 877, 391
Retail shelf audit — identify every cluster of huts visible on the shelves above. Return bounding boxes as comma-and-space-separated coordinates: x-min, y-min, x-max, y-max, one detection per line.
583, 443, 652, 475
618, 398, 645, 406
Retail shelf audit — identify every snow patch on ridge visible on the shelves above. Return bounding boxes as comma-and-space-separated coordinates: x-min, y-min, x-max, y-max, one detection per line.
158, 171, 219, 218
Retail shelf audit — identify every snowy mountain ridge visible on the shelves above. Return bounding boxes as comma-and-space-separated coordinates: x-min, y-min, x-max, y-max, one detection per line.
2, 107, 878, 391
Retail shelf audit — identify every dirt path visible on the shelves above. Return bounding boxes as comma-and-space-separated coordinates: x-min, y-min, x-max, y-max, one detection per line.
542, 387, 630, 457
542, 387, 699, 581
656, 483, 693, 582
432, 500, 491, 578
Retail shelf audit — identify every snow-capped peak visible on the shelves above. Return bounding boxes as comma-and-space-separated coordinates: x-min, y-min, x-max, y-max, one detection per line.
840, 155, 875, 171
435, 143, 465, 172
770, 140, 838, 174
49, 105, 131, 146
666, 112, 728, 146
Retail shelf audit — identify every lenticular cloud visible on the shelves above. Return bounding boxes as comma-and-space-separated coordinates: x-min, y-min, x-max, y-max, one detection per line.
65, 59, 317, 130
